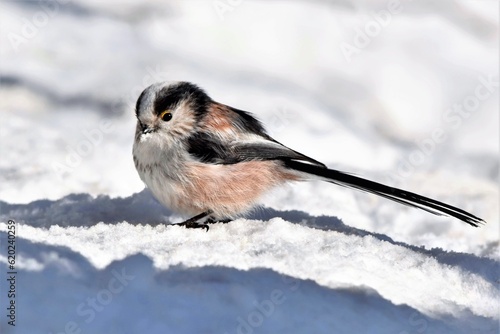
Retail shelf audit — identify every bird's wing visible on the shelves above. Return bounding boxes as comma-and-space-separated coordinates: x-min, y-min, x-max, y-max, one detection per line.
186, 131, 325, 167
187, 103, 325, 167
232, 139, 326, 167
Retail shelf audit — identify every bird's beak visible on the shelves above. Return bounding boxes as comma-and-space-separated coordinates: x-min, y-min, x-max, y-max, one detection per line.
139, 121, 155, 134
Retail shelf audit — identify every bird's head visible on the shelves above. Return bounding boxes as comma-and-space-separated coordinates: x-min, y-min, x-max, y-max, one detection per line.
134, 81, 211, 144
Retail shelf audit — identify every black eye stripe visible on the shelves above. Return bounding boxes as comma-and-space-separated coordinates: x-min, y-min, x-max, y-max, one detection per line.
155, 94, 180, 116
153, 82, 211, 118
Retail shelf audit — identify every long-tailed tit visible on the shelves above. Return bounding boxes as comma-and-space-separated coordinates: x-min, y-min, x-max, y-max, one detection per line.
133, 81, 484, 230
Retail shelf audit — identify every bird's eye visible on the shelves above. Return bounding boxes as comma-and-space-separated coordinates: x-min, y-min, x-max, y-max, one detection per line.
160, 111, 172, 122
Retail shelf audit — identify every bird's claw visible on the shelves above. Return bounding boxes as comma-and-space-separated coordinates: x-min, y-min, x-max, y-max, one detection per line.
206, 218, 232, 224
176, 221, 209, 232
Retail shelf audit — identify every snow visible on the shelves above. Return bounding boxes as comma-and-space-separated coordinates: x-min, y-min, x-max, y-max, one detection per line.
0, 0, 499, 333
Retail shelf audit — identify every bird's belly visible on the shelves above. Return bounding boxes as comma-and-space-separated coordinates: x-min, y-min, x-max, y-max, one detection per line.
138, 163, 197, 215
180, 160, 300, 218
136, 157, 300, 218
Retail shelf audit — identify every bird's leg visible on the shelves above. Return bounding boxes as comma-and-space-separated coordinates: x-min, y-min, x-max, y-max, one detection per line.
175, 211, 212, 231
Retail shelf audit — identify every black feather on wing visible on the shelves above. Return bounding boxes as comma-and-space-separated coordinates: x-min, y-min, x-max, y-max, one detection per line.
227, 106, 269, 137
188, 103, 325, 166
187, 132, 325, 167
186, 132, 234, 164
232, 141, 325, 167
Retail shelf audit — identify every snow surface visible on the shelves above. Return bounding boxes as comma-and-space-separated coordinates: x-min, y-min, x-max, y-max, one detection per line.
0, 0, 499, 333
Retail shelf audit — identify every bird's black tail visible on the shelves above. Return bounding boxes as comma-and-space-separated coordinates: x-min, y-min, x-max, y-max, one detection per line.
285, 160, 485, 227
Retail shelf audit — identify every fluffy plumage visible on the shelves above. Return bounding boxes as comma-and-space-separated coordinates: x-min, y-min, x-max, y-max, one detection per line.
133, 81, 485, 229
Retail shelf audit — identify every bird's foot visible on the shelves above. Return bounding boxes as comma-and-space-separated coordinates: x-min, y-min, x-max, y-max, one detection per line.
205, 217, 232, 225
175, 211, 212, 232
176, 221, 209, 232
173, 211, 232, 231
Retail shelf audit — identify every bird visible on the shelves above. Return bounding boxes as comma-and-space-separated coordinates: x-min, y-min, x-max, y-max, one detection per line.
132, 81, 485, 231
